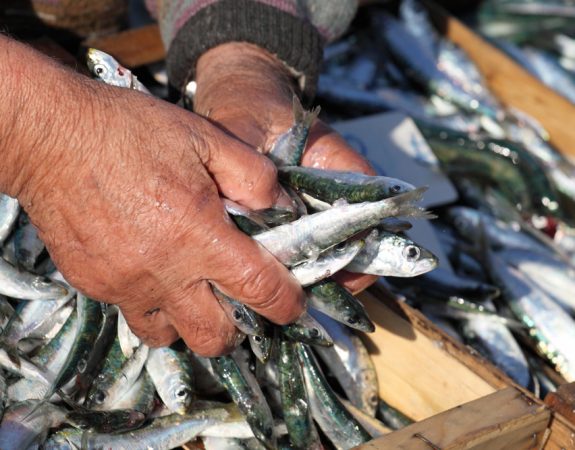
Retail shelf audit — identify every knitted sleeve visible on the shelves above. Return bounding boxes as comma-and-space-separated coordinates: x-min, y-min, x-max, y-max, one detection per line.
147, 0, 357, 96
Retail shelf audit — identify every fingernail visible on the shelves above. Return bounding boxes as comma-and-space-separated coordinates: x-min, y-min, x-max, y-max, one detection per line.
275, 185, 297, 211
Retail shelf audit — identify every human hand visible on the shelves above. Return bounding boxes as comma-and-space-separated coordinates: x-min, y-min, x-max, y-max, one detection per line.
194, 42, 379, 294
1, 38, 304, 355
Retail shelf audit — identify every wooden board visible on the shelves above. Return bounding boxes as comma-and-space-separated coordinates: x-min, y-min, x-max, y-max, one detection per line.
424, 0, 575, 161
356, 387, 550, 450
83, 24, 165, 68
359, 288, 511, 421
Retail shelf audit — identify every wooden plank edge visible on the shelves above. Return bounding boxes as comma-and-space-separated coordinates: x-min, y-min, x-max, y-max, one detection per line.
365, 285, 514, 391
355, 387, 550, 450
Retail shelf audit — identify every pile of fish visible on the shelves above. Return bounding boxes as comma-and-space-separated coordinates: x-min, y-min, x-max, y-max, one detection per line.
318, 0, 575, 405
0, 47, 440, 449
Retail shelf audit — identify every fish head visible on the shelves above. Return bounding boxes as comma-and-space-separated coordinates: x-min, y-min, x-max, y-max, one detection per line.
168, 380, 194, 414
86, 48, 131, 88
387, 179, 416, 197
402, 244, 438, 276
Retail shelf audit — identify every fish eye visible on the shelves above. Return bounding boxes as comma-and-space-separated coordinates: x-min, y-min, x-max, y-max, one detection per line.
94, 64, 106, 76
94, 391, 106, 404
334, 241, 347, 252
347, 315, 358, 325
403, 245, 421, 261
176, 388, 188, 398
253, 335, 263, 343
310, 328, 320, 338
390, 184, 403, 194
232, 309, 242, 321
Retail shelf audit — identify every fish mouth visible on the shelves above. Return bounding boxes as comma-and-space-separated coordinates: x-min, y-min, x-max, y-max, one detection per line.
411, 248, 439, 276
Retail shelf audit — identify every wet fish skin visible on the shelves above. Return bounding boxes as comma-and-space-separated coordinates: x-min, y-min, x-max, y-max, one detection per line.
312, 310, 379, 417
307, 280, 374, 333
279, 166, 415, 204
145, 346, 194, 415
254, 187, 430, 267
296, 343, 371, 449
278, 338, 321, 449
66, 408, 146, 433
0, 258, 68, 301
111, 370, 157, 415
0, 194, 19, 244
86, 48, 150, 93
211, 353, 276, 449
346, 229, 438, 277
213, 288, 263, 337
281, 311, 333, 347
291, 239, 365, 287
268, 96, 320, 167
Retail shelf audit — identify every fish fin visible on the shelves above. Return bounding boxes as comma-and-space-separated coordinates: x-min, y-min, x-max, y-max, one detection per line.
384, 186, 436, 219
293, 95, 321, 129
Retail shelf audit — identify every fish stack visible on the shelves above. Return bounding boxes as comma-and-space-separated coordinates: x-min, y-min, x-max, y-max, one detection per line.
317, 0, 575, 406
0, 50, 438, 449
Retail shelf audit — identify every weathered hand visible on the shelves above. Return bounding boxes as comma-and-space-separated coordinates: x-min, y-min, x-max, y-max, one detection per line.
0, 37, 304, 355
194, 42, 379, 294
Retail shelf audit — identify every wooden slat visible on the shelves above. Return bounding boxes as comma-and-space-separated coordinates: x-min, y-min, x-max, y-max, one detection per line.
544, 414, 575, 450
83, 24, 165, 68
359, 288, 511, 421
356, 387, 550, 450
424, 0, 575, 161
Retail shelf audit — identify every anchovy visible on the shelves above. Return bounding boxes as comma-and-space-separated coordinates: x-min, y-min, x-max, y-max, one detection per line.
291, 239, 365, 286
312, 311, 379, 416
268, 96, 320, 167
213, 287, 264, 337
296, 343, 371, 449
112, 370, 157, 415
281, 311, 333, 347
0, 400, 66, 450
211, 352, 276, 448
117, 310, 141, 358
346, 229, 437, 277
145, 346, 194, 415
86, 48, 151, 93
254, 187, 430, 266
0, 258, 68, 300
278, 338, 321, 449
0, 194, 19, 244
279, 166, 415, 204
307, 280, 374, 333
66, 408, 146, 433
44, 409, 227, 450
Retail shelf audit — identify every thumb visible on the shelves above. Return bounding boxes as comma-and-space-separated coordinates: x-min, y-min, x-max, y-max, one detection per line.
199, 126, 293, 210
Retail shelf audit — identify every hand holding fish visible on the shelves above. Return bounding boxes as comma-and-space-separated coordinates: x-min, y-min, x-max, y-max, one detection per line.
0, 36, 305, 356
195, 42, 379, 293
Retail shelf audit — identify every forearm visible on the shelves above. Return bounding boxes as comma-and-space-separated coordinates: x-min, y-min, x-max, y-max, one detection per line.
0, 36, 99, 202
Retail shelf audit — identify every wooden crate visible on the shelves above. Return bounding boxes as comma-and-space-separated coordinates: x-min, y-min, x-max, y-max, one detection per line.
83, 8, 575, 449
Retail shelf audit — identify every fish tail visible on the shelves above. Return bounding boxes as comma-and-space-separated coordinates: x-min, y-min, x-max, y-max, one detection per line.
293, 95, 321, 128
383, 186, 434, 219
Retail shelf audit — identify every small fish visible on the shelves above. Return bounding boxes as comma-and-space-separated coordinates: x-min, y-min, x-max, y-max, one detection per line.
213, 287, 264, 337
86, 48, 151, 93
87, 343, 149, 410
0, 258, 68, 301
280, 166, 415, 205
346, 229, 437, 277
0, 400, 66, 450
278, 338, 321, 449
291, 239, 365, 286
211, 352, 276, 448
249, 333, 274, 365
254, 187, 430, 267
112, 370, 157, 415
281, 311, 333, 347
45, 410, 227, 450
312, 310, 379, 417
296, 343, 371, 449
0, 195, 19, 245
66, 408, 146, 433
117, 310, 141, 358
377, 399, 414, 430
307, 280, 374, 333
268, 96, 320, 167
145, 346, 194, 415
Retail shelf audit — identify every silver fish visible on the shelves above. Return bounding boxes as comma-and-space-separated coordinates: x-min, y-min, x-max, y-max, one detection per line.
86, 48, 151, 93
346, 229, 437, 277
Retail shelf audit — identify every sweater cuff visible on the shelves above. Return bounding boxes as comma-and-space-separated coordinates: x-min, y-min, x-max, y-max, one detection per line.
166, 0, 324, 99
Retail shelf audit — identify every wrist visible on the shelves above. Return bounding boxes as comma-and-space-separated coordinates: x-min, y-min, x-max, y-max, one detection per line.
0, 36, 105, 205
